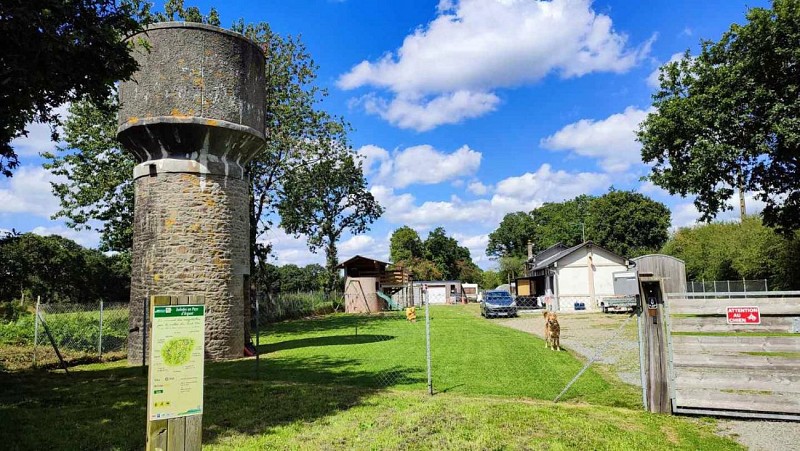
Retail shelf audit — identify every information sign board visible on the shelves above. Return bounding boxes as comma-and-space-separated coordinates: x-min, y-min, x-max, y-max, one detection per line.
148, 304, 205, 420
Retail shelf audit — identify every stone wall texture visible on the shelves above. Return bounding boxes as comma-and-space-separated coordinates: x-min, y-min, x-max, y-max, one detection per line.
127, 172, 249, 363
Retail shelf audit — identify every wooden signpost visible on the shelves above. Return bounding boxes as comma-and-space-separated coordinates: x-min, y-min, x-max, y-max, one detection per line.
147, 295, 205, 451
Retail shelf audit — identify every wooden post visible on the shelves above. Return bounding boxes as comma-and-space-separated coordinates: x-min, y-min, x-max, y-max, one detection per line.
639, 279, 670, 413
147, 295, 204, 451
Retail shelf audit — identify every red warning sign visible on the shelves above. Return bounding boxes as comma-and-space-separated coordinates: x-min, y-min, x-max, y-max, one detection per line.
726, 306, 761, 324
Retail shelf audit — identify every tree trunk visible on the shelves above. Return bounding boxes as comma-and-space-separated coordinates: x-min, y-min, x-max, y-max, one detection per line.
324, 237, 338, 298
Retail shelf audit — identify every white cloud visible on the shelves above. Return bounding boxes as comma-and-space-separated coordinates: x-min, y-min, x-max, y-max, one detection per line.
0, 166, 63, 218
339, 0, 651, 130
647, 52, 686, 88
260, 228, 323, 267
492, 163, 610, 210
358, 144, 481, 188
467, 181, 489, 196
670, 192, 768, 229
30, 225, 100, 249
339, 235, 375, 256
371, 164, 609, 231
10, 104, 69, 157
541, 106, 652, 172
361, 91, 500, 131
452, 232, 491, 266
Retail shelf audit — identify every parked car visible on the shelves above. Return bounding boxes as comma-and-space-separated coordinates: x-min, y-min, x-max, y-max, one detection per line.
480, 290, 517, 318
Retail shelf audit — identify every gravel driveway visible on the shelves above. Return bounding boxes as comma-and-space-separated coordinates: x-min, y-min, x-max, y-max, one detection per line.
497, 310, 800, 451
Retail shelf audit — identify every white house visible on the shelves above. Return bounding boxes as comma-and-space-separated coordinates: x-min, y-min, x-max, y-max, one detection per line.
515, 242, 630, 312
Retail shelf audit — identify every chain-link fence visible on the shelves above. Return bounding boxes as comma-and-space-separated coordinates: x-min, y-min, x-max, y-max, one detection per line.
0, 301, 129, 371
687, 279, 768, 293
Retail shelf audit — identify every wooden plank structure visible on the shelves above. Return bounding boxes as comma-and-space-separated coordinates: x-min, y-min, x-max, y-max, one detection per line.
665, 293, 800, 421
147, 295, 204, 451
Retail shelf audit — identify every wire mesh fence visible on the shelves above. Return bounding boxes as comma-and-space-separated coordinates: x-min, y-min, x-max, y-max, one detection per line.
250, 290, 427, 389
0, 301, 129, 371
687, 279, 769, 293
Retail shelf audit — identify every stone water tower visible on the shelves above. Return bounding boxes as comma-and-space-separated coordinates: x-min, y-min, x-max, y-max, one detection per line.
117, 22, 266, 362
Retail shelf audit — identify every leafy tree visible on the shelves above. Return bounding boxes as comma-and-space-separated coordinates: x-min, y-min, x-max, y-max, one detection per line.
529, 195, 595, 250
498, 255, 525, 284
661, 216, 800, 289
0, 0, 149, 177
0, 233, 130, 303
638, 0, 800, 234
423, 227, 472, 280
277, 153, 383, 295
486, 212, 536, 258
586, 190, 671, 257
480, 270, 504, 290
277, 264, 324, 293
392, 257, 443, 281
455, 259, 482, 284
389, 226, 424, 262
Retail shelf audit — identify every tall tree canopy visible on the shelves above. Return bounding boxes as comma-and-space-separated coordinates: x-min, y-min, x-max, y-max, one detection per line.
586, 190, 671, 257
486, 212, 536, 259
638, 0, 800, 233
486, 190, 670, 261
278, 153, 383, 294
389, 226, 424, 262
662, 216, 800, 290
388, 226, 481, 282
529, 195, 595, 251
0, 233, 130, 303
0, 0, 148, 177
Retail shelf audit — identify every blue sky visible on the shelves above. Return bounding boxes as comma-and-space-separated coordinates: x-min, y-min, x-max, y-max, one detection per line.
0, 0, 772, 269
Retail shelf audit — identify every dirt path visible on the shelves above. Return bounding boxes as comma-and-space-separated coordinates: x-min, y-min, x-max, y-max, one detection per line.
498, 311, 800, 451
498, 311, 641, 386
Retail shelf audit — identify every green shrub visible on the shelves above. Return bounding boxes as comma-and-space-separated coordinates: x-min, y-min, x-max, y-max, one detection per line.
0, 301, 29, 322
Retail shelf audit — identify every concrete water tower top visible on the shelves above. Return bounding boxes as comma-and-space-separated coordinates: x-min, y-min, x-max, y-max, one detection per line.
117, 22, 266, 179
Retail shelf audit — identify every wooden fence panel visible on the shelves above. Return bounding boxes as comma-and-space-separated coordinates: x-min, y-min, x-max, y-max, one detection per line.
675, 388, 800, 414
666, 294, 800, 420
670, 316, 795, 333
672, 335, 800, 353
675, 367, 800, 393
670, 297, 800, 315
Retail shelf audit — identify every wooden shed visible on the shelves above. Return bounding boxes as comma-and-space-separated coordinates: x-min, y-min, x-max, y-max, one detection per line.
337, 255, 411, 313
631, 254, 687, 295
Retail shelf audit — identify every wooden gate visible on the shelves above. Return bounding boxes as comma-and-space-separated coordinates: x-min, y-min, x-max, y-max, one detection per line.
665, 292, 800, 420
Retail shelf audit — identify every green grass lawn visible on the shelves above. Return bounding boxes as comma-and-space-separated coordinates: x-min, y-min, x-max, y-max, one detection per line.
249, 304, 639, 407
0, 305, 742, 450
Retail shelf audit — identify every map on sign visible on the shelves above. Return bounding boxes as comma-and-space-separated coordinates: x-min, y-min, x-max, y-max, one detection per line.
149, 305, 205, 420
726, 306, 761, 325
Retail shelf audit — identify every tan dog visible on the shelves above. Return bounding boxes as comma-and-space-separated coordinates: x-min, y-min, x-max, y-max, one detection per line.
543, 311, 561, 351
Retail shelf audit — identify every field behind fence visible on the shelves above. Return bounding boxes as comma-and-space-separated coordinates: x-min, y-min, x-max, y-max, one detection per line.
0, 301, 129, 371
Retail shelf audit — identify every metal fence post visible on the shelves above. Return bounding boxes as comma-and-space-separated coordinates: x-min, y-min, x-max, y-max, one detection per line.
255, 291, 260, 379
425, 289, 432, 396
98, 300, 104, 357
33, 296, 40, 368
727, 280, 731, 298
765, 278, 768, 292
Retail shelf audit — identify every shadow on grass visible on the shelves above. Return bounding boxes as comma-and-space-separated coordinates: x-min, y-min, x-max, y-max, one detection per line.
261, 334, 396, 354
263, 312, 407, 336
0, 352, 424, 450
